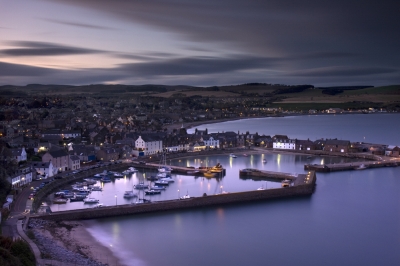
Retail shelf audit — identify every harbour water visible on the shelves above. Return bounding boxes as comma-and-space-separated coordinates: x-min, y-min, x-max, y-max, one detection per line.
81, 113, 399, 266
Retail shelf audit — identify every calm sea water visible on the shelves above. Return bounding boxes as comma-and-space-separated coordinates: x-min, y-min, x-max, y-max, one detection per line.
79, 114, 399, 266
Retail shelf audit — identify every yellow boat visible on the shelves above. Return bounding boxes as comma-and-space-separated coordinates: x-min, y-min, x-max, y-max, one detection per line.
203, 171, 216, 178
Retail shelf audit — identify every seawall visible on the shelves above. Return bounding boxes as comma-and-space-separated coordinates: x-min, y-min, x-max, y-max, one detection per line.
30, 171, 316, 221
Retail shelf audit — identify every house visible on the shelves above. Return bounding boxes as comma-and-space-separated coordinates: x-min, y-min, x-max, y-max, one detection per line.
42, 149, 69, 172
7, 166, 33, 188
61, 130, 81, 139
273, 139, 296, 149
10, 147, 27, 162
295, 139, 316, 151
96, 147, 120, 161
135, 135, 163, 156
69, 155, 81, 170
31, 161, 55, 178
203, 136, 219, 149
326, 108, 342, 114
323, 139, 350, 153
385, 145, 400, 157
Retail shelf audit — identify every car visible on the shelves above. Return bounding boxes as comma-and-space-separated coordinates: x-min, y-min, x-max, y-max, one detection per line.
28, 193, 35, 200
139, 161, 146, 165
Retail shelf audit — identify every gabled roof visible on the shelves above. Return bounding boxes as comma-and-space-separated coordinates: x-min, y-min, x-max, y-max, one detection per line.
48, 149, 69, 158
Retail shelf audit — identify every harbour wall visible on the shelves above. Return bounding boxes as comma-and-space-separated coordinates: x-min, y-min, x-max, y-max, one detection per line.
30, 172, 316, 222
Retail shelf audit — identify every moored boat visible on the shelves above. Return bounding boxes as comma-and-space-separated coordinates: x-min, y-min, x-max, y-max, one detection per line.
83, 198, 99, 204
154, 180, 169, 186
134, 182, 149, 189
203, 171, 216, 178
145, 189, 161, 195
150, 185, 166, 190
100, 177, 112, 183
53, 198, 68, 204
123, 190, 137, 198
229, 153, 237, 158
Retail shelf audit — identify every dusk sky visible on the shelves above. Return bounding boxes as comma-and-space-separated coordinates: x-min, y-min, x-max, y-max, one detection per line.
1, 0, 399, 86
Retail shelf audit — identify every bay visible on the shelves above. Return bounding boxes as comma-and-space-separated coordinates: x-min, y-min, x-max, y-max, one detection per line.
82, 113, 400, 266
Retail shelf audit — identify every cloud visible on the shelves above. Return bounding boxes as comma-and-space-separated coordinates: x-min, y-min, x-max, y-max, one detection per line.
41, 18, 116, 30
0, 41, 108, 56
289, 66, 398, 77
0, 61, 57, 76
117, 55, 277, 76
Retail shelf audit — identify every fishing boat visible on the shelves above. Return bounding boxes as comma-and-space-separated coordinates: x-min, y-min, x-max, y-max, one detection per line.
187, 170, 200, 175
229, 153, 237, 158
128, 167, 138, 172
262, 159, 267, 163
83, 198, 99, 204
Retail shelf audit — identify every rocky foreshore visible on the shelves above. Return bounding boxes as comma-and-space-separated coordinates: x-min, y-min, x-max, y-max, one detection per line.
27, 219, 113, 266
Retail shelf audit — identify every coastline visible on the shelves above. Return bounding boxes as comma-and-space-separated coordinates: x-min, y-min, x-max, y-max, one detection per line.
29, 219, 123, 266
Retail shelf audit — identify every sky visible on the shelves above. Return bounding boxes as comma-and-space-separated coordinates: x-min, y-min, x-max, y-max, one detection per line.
1, 0, 399, 87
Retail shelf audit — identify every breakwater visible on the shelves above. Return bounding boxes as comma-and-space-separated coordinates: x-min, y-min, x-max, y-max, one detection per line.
30, 171, 316, 222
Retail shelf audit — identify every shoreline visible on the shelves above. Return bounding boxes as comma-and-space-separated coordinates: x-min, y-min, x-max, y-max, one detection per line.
166, 112, 396, 132
28, 219, 123, 266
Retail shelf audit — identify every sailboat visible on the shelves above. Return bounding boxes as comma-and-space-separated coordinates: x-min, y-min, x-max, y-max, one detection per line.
158, 152, 172, 173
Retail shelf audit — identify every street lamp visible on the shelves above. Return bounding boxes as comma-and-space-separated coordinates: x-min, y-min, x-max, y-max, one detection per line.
178, 189, 180, 199
115, 195, 117, 206
220, 185, 223, 194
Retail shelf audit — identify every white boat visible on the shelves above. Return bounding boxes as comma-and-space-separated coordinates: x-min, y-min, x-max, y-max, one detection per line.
123, 190, 137, 198
158, 152, 172, 173
160, 176, 174, 183
150, 185, 166, 190
154, 180, 169, 186
145, 189, 161, 195
90, 186, 102, 191
262, 159, 267, 163
355, 164, 367, 170
134, 182, 149, 189
128, 167, 138, 172
53, 198, 68, 204
180, 192, 190, 199
229, 153, 237, 158
113, 172, 124, 177
84, 198, 99, 204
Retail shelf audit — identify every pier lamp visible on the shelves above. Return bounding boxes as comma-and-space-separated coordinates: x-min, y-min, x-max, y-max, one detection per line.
178, 189, 180, 199
115, 195, 117, 206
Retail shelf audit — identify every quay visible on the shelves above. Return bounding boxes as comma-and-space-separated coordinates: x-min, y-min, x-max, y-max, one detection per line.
239, 168, 296, 181
29, 171, 316, 222
304, 160, 399, 172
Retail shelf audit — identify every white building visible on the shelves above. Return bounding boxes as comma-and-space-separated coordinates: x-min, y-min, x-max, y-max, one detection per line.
165, 144, 189, 152
135, 135, 163, 155
273, 139, 296, 149
8, 166, 33, 188
203, 136, 220, 149
32, 161, 56, 178
10, 147, 27, 162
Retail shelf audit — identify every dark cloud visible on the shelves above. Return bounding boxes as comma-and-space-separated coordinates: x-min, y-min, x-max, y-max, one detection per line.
114, 52, 180, 61
290, 66, 398, 77
0, 61, 57, 76
42, 18, 115, 30
117, 55, 277, 76
1, 41, 108, 56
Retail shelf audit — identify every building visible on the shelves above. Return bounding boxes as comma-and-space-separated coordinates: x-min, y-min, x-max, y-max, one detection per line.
31, 161, 55, 178
96, 147, 120, 161
273, 139, 296, 149
203, 136, 219, 149
8, 166, 33, 188
135, 135, 163, 156
10, 147, 27, 162
42, 149, 69, 172
323, 139, 350, 153
68, 155, 81, 170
